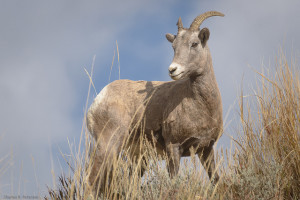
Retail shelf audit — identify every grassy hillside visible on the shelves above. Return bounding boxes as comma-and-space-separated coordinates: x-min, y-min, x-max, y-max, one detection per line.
46, 49, 300, 200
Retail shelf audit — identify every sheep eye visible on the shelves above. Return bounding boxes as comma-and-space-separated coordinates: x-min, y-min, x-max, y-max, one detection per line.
191, 42, 198, 48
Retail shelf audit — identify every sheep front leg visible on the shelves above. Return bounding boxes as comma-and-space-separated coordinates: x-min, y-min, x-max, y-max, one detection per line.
166, 143, 181, 178
198, 145, 219, 183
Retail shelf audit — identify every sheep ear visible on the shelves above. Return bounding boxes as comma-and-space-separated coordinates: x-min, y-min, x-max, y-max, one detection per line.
166, 33, 176, 43
199, 28, 210, 46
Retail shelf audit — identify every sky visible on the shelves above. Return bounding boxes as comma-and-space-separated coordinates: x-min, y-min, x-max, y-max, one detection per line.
0, 0, 299, 197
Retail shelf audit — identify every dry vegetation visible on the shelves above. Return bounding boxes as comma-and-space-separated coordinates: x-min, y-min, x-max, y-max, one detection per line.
45, 49, 299, 200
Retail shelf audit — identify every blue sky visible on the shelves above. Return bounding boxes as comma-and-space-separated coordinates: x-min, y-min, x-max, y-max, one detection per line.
0, 0, 299, 196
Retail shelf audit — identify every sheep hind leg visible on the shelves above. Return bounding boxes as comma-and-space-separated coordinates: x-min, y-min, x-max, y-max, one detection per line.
139, 155, 148, 177
127, 156, 147, 181
88, 131, 125, 196
88, 146, 117, 195
166, 143, 181, 178
198, 144, 220, 184
88, 146, 108, 195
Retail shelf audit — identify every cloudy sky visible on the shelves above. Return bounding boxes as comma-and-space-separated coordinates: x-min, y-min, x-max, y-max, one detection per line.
0, 0, 299, 196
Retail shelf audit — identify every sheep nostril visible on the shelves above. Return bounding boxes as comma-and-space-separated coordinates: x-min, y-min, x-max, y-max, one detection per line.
169, 67, 177, 74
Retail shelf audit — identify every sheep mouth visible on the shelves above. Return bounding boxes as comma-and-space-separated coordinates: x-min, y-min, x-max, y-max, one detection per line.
170, 72, 184, 80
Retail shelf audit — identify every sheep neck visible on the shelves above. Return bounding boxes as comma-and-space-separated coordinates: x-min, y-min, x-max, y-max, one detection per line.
189, 57, 221, 111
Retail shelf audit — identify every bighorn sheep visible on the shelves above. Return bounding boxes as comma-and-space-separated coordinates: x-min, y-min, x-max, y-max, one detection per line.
87, 11, 224, 190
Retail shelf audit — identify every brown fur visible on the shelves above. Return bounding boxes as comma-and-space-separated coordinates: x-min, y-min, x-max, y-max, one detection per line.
87, 12, 224, 192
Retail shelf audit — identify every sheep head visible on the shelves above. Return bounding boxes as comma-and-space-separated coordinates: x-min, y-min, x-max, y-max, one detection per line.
166, 11, 224, 80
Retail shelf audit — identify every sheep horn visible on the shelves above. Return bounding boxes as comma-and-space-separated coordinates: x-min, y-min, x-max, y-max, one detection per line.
177, 17, 183, 32
189, 11, 224, 31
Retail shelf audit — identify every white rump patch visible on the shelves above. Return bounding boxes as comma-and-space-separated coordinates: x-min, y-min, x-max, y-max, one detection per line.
90, 85, 108, 112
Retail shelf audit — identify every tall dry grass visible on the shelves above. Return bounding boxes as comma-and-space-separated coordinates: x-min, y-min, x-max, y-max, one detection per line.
218, 49, 300, 200
45, 49, 299, 200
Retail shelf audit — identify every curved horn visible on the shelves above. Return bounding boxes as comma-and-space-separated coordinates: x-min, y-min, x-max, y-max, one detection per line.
189, 11, 224, 31
177, 17, 183, 32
